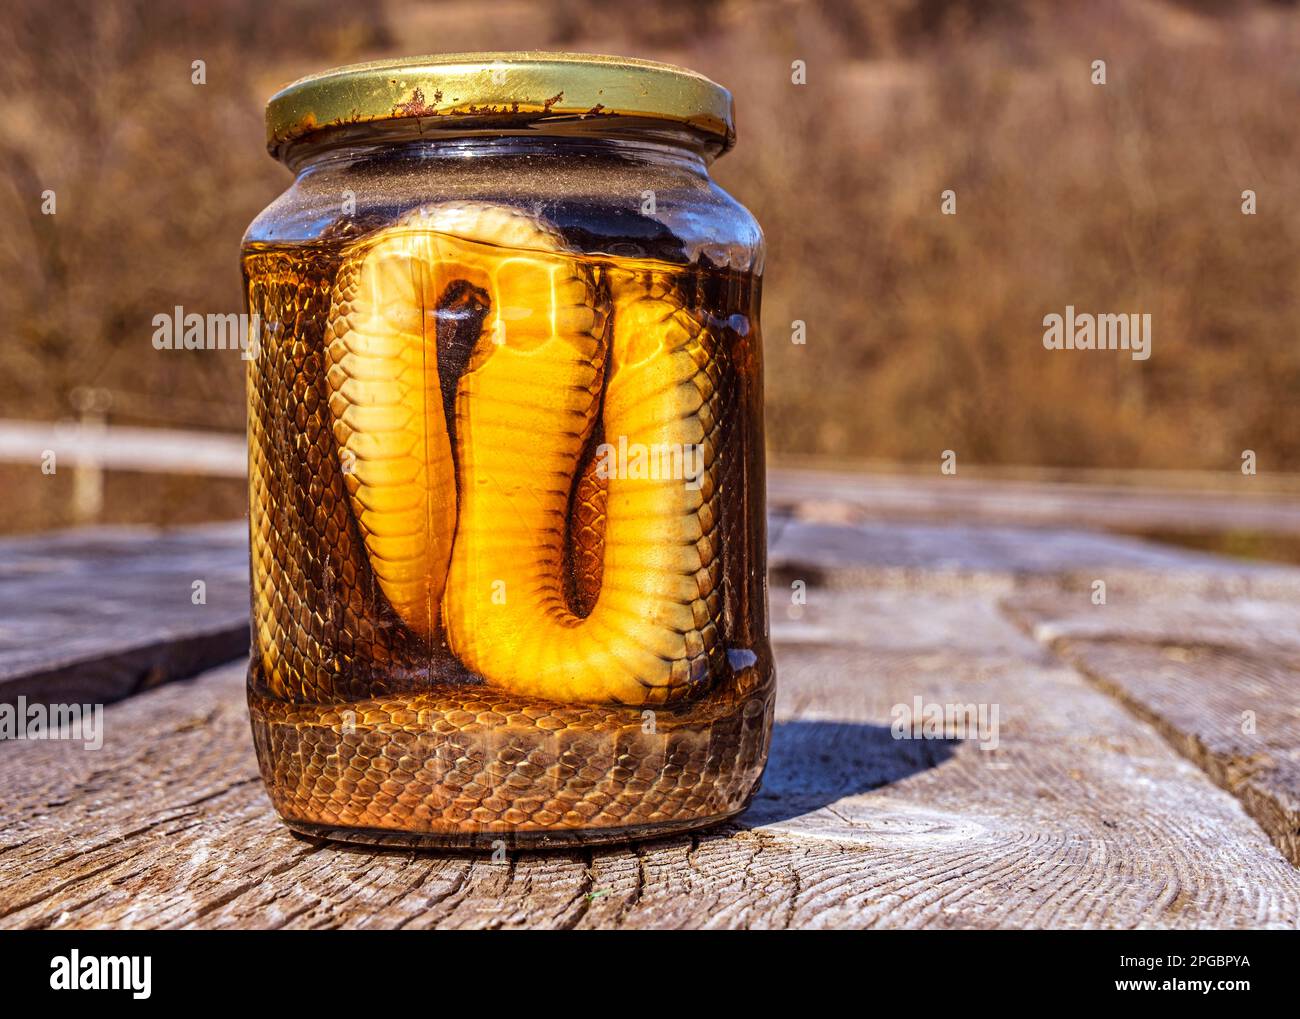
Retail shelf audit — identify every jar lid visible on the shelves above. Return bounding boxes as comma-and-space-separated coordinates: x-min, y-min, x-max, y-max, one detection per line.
265, 51, 736, 160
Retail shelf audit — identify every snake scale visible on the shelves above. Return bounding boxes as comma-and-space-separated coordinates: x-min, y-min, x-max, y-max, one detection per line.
245, 202, 772, 845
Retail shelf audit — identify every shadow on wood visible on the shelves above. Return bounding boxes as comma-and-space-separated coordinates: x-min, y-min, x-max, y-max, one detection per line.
740, 719, 957, 828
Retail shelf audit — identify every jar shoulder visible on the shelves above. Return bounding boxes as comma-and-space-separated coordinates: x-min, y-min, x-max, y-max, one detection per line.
244, 142, 763, 273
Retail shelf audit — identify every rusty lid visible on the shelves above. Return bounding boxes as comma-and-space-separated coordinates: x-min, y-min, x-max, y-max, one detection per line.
265, 51, 736, 160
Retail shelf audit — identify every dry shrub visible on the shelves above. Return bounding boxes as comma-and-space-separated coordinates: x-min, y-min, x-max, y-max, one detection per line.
1, 0, 1296, 490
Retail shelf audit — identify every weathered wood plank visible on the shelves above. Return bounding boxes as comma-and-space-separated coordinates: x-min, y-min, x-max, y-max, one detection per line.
1006, 591, 1300, 866
0, 524, 249, 708
4, 573, 1298, 929
8, 512, 1291, 716
769, 465, 1300, 536
0, 419, 247, 477
767, 515, 1276, 581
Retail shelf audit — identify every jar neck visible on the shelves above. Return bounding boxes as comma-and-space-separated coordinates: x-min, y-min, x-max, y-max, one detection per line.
282, 121, 716, 178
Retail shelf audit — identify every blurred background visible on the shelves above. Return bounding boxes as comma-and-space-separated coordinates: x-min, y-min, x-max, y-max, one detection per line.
2, 0, 1297, 556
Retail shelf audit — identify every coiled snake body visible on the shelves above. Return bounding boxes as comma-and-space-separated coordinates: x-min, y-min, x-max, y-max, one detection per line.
246, 202, 772, 845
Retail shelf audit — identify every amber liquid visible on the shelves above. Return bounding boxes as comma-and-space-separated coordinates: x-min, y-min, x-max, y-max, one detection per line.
242, 224, 773, 847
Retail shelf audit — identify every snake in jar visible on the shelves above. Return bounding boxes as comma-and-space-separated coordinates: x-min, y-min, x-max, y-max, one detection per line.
327, 200, 725, 702
246, 202, 769, 838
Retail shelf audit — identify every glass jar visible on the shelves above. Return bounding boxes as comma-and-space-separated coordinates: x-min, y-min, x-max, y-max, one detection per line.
242, 53, 772, 848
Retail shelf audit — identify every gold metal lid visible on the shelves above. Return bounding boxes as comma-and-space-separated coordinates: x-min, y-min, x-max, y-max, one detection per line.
265, 51, 736, 159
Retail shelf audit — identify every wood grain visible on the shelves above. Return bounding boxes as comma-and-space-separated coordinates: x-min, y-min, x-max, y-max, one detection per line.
0, 523, 249, 709
4, 544, 1299, 928
1006, 590, 1300, 866
769, 465, 1300, 536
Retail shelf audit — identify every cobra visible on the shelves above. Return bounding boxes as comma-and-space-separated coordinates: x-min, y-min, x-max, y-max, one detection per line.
323, 201, 726, 706
244, 202, 772, 838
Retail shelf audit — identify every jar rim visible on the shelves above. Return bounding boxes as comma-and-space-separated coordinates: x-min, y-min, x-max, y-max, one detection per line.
265, 51, 736, 163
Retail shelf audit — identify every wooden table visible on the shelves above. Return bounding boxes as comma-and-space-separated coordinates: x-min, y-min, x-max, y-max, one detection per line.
3, 475, 1299, 929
